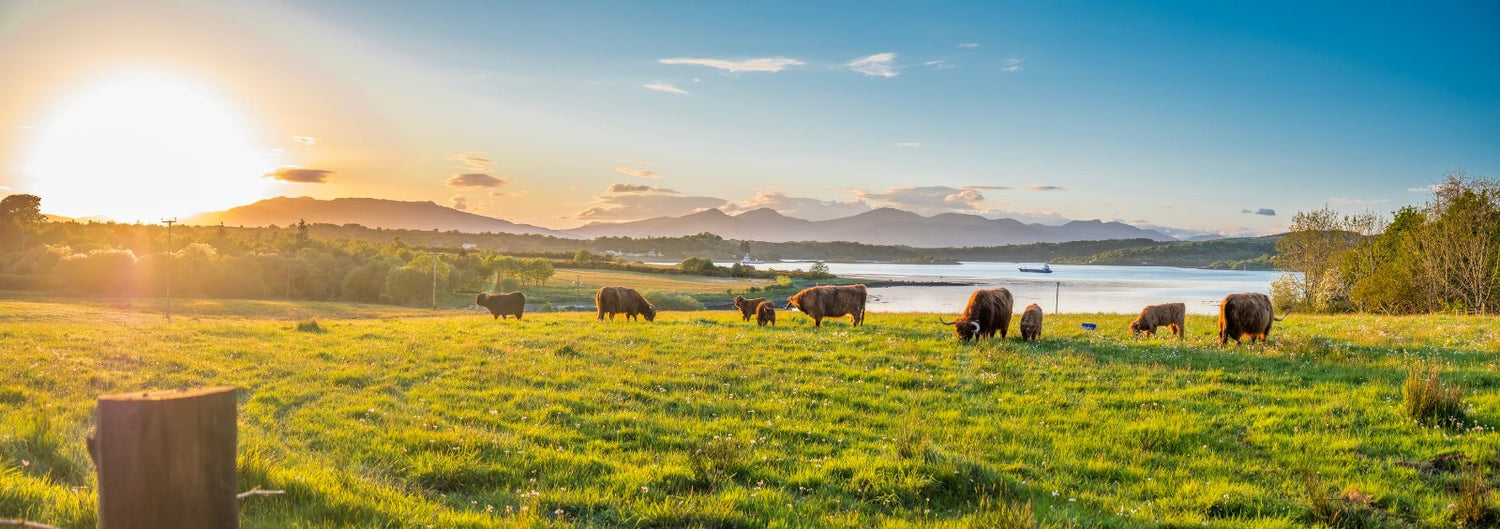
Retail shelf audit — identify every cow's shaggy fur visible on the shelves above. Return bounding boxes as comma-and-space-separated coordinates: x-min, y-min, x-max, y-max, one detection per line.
1130, 302, 1185, 338
787, 284, 867, 327
476, 292, 525, 320
1218, 292, 1277, 346
595, 286, 657, 322
734, 296, 768, 322
942, 288, 1014, 341
1019, 303, 1044, 341
755, 300, 776, 327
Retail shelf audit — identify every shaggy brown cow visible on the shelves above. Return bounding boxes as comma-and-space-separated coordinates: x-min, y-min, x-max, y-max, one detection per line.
755, 300, 776, 327
939, 288, 1013, 341
475, 292, 525, 320
1218, 292, 1280, 346
733, 296, 768, 322
1129, 302, 1185, 338
787, 284, 867, 327
595, 286, 657, 322
1019, 303, 1044, 341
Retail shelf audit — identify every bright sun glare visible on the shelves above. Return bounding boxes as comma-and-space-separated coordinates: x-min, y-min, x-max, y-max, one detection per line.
26, 73, 277, 222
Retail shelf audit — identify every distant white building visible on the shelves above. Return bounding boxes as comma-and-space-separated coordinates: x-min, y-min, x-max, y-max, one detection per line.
461, 243, 478, 250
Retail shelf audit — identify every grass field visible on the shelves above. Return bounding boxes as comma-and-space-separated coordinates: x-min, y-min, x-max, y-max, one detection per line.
1, 298, 1496, 527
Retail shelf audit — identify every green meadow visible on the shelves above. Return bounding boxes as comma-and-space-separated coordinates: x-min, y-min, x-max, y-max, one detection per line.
1, 298, 1496, 528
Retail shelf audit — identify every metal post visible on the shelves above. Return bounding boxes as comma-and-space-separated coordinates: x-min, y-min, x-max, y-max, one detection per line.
1055, 281, 1060, 314
162, 218, 176, 321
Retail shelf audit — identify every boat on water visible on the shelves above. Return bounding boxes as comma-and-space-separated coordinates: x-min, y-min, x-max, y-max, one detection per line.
1018, 263, 1053, 273
739, 254, 765, 265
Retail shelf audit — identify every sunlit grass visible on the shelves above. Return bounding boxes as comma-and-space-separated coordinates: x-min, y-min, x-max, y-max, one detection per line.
0, 299, 1496, 527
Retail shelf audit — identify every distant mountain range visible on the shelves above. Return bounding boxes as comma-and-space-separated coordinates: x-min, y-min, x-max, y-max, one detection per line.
185, 197, 1175, 247
567, 207, 1174, 247
186, 196, 564, 236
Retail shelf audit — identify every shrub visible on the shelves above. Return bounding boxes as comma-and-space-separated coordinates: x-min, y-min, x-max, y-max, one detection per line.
775, 275, 793, 287
295, 319, 324, 333
1402, 364, 1468, 427
642, 291, 704, 311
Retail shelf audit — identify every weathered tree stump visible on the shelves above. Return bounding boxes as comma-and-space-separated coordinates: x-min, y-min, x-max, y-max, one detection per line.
91, 386, 238, 529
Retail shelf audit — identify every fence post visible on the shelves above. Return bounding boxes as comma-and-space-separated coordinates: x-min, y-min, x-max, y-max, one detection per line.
92, 387, 238, 529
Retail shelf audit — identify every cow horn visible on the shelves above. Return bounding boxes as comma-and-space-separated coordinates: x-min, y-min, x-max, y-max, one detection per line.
937, 317, 955, 325
970, 321, 981, 333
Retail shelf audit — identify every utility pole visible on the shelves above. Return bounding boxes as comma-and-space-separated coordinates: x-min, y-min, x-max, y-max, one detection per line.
162, 218, 176, 321
1054, 281, 1060, 314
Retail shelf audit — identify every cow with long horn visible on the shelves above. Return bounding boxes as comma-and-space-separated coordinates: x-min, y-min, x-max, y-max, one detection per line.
940, 287, 1013, 341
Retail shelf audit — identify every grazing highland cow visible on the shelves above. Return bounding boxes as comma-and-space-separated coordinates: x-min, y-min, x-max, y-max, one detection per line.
1129, 302, 1186, 339
733, 296, 768, 322
595, 286, 657, 322
475, 292, 525, 320
939, 288, 1013, 341
1218, 292, 1280, 346
755, 300, 776, 327
1019, 303, 1044, 341
787, 284, 867, 327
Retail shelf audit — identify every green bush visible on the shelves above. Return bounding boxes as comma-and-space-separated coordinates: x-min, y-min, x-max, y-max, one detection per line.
642, 290, 704, 311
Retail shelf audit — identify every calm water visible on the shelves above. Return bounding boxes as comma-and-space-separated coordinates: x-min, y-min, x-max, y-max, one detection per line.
741, 261, 1282, 315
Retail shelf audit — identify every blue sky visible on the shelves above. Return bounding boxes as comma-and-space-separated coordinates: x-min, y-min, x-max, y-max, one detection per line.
1, 0, 1496, 233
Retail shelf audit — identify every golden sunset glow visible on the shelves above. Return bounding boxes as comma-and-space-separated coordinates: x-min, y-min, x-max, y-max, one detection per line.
25, 73, 277, 222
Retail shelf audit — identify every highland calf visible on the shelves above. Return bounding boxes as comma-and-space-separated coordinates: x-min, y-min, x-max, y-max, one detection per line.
755, 300, 776, 327
787, 284, 867, 327
1129, 302, 1186, 339
475, 292, 525, 320
940, 288, 1013, 341
595, 286, 657, 322
1218, 292, 1279, 346
1019, 303, 1044, 341
733, 296, 768, 322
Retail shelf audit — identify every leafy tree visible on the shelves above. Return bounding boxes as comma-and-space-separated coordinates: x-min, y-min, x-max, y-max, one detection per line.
809, 261, 832, 278
678, 256, 717, 275
1272, 208, 1361, 311
0, 194, 46, 250
1415, 172, 1500, 314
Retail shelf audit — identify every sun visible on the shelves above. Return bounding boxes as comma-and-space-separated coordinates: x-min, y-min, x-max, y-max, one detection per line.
25, 73, 278, 222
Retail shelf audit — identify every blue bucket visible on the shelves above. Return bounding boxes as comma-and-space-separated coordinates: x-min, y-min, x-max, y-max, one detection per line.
1081, 323, 1097, 331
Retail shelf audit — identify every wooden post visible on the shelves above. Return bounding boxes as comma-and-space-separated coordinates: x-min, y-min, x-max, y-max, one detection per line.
92, 387, 238, 529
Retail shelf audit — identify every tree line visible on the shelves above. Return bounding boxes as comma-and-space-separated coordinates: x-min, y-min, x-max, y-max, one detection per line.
0, 198, 832, 306
1273, 172, 1500, 315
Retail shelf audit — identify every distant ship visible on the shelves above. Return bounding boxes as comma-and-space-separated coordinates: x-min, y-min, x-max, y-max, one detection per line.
1018, 263, 1053, 273
739, 254, 765, 265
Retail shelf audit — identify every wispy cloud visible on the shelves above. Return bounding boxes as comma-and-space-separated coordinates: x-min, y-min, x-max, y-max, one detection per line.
894, 142, 922, 148
264, 168, 331, 183
446, 173, 509, 187
1241, 208, 1277, 216
846, 52, 899, 78
1329, 197, 1390, 206
577, 194, 728, 220
292, 136, 317, 145
643, 81, 689, 95
1002, 58, 1024, 72
449, 152, 491, 172
451, 196, 469, 211
727, 189, 871, 221
855, 185, 996, 214
659, 57, 804, 73
923, 59, 955, 70
608, 183, 677, 194
1025, 185, 1063, 191
957, 42, 979, 49
615, 167, 660, 179
1407, 185, 1437, 193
